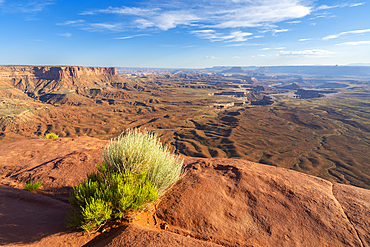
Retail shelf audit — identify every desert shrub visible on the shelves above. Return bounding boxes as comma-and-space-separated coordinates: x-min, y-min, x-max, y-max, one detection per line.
45, 133, 58, 139
68, 129, 186, 232
68, 164, 158, 232
24, 179, 43, 192
102, 128, 185, 196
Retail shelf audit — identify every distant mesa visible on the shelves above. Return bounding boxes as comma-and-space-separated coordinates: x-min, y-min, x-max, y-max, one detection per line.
274, 82, 301, 90
0, 65, 125, 96
221, 66, 245, 73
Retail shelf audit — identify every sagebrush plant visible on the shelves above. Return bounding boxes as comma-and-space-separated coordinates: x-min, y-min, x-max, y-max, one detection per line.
24, 179, 43, 192
45, 133, 58, 139
102, 128, 186, 196
68, 128, 186, 232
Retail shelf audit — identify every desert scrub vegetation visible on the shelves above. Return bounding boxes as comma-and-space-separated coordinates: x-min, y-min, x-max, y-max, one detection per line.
68, 129, 186, 232
24, 179, 43, 192
44, 133, 58, 139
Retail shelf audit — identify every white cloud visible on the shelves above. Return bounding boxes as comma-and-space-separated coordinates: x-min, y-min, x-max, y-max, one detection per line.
135, 19, 155, 29
336, 41, 370, 45
316, 2, 365, 10
115, 34, 150, 40
82, 0, 312, 31
154, 12, 200, 30
316, 4, 340, 10
272, 29, 289, 35
205, 56, 216, 59
323, 29, 370, 40
192, 30, 252, 42
299, 38, 311, 41
80, 11, 94, 15
232, 56, 240, 59
83, 23, 123, 32
278, 49, 334, 56
287, 20, 301, 24
350, 2, 366, 7
1, 0, 55, 13
260, 47, 284, 50
98, 6, 159, 16
58, 33, 72, 38
57, 20, 84, 26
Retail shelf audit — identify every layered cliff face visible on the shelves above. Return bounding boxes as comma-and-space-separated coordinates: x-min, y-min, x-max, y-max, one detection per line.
0, 66, 124, 94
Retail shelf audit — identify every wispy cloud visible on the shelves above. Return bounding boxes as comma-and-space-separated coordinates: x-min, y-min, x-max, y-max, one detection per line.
58, 33, 72, 38
226, 43, 264, 47
83, 23, 123, 32
278, 49, 334, 56
154, 11, 200, 30
315, 2, 365, 10
98, 6, 159, 16
115, 34, 150, 40
272, 29, 289, 35
323, 29, 370, 40
1, 0, 55, 13
191, 30, 253, 42
260, 47, 284, 50
350, 2, 366, 7
316, 4, 340, 10
287, 20, 301, 24
205, 56, 219, 59
80, 0, 312, 31
57, 20, 85, 26
299, 38, 311, 41
336, 41, 370, 45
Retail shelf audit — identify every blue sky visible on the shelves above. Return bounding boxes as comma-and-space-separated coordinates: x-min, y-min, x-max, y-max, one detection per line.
0, 0, 369, 68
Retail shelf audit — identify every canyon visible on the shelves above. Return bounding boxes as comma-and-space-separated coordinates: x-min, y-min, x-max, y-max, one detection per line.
1, 65, 370, 191
1, 65, 370, 246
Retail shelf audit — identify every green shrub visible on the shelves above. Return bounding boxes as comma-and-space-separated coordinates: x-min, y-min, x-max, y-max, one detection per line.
102, 128, 186, 196
24, 179, 43, 192
68, 164, 158, 232
68, 129, 186, 232
45, 133, 58, 139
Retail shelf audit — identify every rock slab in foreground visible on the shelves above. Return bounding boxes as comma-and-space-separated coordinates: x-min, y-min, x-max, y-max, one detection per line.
0, 185, 97, 246
0, 137, 370, 246
157, 157, 367, 247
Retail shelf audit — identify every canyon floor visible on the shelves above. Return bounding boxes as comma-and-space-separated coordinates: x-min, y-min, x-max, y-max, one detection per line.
1, 70, 370, 189
0, 137, 370, 247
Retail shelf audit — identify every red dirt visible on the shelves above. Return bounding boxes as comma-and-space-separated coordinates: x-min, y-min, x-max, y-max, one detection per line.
0, 137, 369, 246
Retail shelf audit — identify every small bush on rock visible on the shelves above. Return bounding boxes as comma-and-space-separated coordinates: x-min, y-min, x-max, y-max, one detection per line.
24, 179, 43, 192
102, 128, 185, 196
68, 129, 186, 232
45, 133, 58, 139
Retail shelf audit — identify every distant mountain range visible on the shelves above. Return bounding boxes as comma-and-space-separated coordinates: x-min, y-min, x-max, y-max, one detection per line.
206, 65, 370, 76
256, 66, 370, 76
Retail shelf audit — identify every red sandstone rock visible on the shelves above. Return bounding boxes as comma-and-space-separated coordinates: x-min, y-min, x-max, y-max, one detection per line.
0, 184, 97, 246
0, 137, 369, 246
0, 137, 106, 201
0, 65, 125, 94
157, 157, 367, 246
